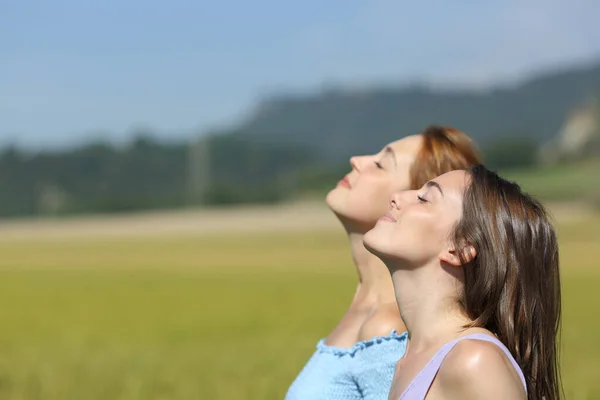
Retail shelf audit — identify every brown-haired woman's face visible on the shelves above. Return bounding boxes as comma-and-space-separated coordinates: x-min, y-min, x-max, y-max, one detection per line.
364, 169, 469, 266
326, 135, 422, 228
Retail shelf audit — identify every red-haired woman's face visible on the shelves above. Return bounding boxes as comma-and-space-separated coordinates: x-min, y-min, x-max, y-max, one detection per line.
326, 135, 422, 230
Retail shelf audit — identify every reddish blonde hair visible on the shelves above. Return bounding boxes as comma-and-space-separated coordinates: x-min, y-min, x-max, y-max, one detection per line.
409, 125, 481, 189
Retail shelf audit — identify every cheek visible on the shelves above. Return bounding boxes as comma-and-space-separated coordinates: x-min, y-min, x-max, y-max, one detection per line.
391, 169, 412, 192
389, 213, 446, 260
351, 178, 393, 212
357, 170, 410, 214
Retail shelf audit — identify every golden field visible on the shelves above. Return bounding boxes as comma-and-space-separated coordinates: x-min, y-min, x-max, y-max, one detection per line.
0, 202, 597, 399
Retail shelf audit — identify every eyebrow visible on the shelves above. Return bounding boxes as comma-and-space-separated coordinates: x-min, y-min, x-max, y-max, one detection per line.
425, 181, 444, 198
384, 146, 397, 167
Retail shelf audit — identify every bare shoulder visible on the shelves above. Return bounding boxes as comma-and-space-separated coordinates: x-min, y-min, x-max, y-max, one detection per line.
436, 337, 526, 399
359, 302, 406, 341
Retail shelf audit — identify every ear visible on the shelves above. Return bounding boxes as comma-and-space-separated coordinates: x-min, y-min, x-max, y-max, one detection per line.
440, 244, 477, 267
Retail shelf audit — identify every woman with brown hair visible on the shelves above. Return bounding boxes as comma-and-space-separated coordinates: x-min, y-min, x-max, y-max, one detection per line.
285, 126, 481, 400
364, 164, 561, 400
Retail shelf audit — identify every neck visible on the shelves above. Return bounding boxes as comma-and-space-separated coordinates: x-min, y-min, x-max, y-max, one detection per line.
389, 264, 470, 352
346, 228, 396, 306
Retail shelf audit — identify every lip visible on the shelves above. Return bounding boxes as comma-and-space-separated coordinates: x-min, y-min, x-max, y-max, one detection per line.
337, 176, 351, 188
379, 213, 397, 223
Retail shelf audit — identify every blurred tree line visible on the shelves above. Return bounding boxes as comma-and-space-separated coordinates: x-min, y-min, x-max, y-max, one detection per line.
3, 60, 598, 217
0, 133, 537, 218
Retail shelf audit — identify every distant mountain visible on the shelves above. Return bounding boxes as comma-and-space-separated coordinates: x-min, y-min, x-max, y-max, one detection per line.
3, 61, 600, 217
220, 60, 600, 162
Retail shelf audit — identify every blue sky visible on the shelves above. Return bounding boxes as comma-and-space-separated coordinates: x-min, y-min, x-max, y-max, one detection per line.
2, 0, 600, 149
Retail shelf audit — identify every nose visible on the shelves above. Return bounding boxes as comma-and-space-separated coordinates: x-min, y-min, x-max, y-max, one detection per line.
349, 155, 364, 171
390, 190, 413, 210
390, 192, 401, 210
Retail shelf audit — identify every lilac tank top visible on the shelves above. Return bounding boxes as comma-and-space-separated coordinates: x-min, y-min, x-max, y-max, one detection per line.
399, 333, 527, 399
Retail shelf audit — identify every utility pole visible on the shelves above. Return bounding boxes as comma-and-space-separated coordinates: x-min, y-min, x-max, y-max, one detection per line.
187, 136, 210, 205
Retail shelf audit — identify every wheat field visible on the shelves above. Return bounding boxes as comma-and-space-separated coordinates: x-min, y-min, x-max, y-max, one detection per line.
0, 203, 597, 399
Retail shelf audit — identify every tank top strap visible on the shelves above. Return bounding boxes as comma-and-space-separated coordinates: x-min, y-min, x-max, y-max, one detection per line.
399, 333, 526, 399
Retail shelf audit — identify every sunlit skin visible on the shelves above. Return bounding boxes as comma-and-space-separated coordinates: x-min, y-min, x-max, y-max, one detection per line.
323, 135, 423, 346
364, 170, 526, 400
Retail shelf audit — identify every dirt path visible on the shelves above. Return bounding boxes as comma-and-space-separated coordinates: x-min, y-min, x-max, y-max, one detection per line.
0, 201, 594, 240
0, 201, 341, 240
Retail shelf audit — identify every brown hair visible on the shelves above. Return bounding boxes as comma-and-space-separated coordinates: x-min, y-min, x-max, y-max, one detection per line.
453, 164, 562, 400
409, 125, 481, 189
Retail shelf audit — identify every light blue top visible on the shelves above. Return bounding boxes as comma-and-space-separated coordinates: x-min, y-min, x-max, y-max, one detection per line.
285, 330, 408, 400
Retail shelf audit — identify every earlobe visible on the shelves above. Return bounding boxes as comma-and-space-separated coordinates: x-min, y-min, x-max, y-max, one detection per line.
440, 249, 462, 267
461, 245, 477, 264
440, 245, 477, 267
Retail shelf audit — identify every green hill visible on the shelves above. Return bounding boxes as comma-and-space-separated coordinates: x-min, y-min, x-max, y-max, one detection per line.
2, 60, 600, 217
222, 60, 600, 162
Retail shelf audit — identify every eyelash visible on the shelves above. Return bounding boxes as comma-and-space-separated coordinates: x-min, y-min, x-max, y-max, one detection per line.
417, 195, 427, 203
374, 161, 383, 169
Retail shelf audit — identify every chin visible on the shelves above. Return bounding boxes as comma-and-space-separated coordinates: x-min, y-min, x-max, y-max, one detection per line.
325, 187, 337, 206
363, 228, 382, 254
325, 188, 347, 214
363, 225, 394, 259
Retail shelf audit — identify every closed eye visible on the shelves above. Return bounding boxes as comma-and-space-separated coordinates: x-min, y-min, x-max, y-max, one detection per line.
374, 161, 383, 169
417, 195, 428, 203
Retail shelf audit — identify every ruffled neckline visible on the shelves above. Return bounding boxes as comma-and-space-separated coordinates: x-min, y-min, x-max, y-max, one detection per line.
316, 330, 408, 357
